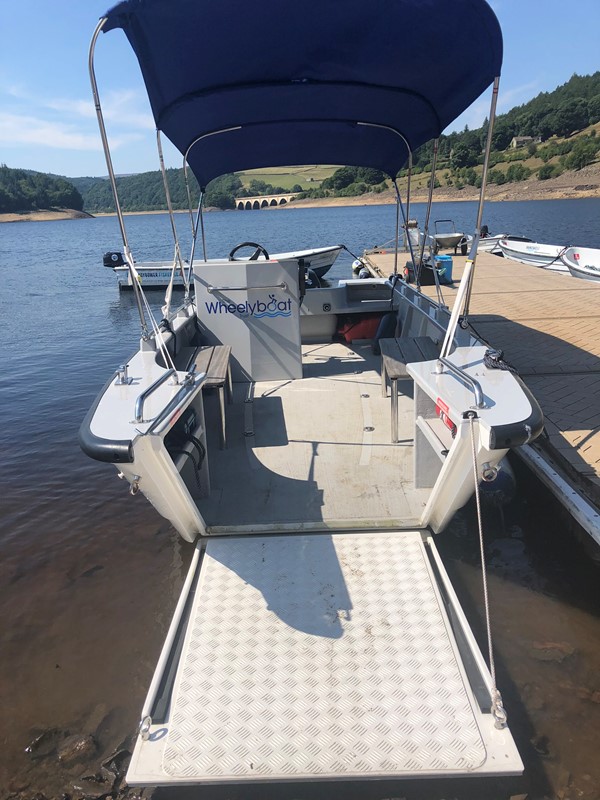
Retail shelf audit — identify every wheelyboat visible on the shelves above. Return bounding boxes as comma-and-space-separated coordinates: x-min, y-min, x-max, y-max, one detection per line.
103, 243, 343, 288
498, 238, 570, 271
561, 246, 600, 282
81, 0, 544, 790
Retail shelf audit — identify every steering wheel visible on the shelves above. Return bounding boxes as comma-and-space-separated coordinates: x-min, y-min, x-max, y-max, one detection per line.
228, 242, 270, 261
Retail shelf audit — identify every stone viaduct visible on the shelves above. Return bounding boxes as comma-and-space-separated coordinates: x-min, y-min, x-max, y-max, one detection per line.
234, 193, 298, 210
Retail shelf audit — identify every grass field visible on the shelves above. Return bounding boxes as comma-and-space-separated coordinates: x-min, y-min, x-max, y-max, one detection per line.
235, 165, 339, 190
234, 124, 600, 197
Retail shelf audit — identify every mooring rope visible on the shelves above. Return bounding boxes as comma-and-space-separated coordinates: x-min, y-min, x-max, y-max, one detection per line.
467, 413, 508, 729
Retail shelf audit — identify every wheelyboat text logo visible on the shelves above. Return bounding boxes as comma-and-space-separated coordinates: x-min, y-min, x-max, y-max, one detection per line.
205, 294, 292, 318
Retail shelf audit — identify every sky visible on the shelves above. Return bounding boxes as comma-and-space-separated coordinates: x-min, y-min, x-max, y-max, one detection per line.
1, 0, 599, 178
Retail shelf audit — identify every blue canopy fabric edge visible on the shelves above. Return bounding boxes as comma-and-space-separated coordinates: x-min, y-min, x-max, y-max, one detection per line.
101, 0, 503, 187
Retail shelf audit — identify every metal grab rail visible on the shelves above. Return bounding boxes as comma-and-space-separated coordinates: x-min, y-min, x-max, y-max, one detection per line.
207, 282, 287, 293
436, 356, 485, 409
145, 373, 206, 435
135, 369, 177, 422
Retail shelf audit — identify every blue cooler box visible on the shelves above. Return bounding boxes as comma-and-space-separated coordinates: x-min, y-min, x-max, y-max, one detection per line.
434, 254, 453, 284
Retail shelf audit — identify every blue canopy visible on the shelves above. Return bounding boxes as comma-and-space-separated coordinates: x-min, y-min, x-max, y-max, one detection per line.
102, 0, 502, 188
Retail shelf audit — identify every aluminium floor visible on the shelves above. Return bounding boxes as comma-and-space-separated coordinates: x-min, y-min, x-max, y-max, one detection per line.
199, 342, 429, 532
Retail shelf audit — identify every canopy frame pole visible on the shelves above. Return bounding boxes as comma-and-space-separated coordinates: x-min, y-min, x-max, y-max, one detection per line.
393, 183, 401, 275
416, 138, 440, 285
187, 194, 204, 272
462, 75, 501, 324
184, 128, 243, 266
88, 18, 149, 338
355, 121, 414, 277
404, 151, 413, 249
392, 180, 419, 278
422, 140, 447, 308
156, 130, 191, 299
197, 193, 208, 263
183, 160, 207, 263
440, 77, 500, 359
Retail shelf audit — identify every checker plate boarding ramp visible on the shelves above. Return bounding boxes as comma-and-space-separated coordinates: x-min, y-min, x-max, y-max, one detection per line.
81, 0, 544, 790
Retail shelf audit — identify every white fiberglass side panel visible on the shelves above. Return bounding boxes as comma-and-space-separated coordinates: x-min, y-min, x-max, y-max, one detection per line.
194, 259, 302, 381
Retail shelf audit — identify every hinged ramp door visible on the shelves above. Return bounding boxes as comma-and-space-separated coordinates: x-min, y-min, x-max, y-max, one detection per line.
128, 532, 522, 785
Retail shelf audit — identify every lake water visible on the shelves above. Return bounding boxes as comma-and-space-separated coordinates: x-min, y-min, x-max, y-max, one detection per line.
1, 199, 599, 800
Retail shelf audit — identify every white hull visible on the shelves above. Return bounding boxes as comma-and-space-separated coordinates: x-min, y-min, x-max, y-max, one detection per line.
561, 246, 600, 282
82, 0, 538, 788
479, 235, 533, 255
82, 273, 540, 784
111, 245, 343, 288
478, 234, 508, 253
498, 239, 569, 271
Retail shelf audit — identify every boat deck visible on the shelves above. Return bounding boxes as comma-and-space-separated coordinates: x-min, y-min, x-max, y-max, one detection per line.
200, 342, 429, 532
364, 250, 600, 522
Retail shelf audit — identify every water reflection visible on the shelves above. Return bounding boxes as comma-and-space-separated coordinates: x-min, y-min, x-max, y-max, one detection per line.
1, 203, 599, 797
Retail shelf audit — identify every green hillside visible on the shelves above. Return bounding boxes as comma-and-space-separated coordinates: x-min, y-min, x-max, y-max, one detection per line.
5, 71, 600, 215
0, 165, 83, 213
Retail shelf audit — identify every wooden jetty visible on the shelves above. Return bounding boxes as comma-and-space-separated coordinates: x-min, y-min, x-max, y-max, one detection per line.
363, 250, 600, 542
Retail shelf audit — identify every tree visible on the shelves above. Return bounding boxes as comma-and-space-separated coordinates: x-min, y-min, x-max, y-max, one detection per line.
562, 138, 600, 170
248, 179, 269, 194
321, 166, 358, 191
506, 163, 532, 182
450, 143, 478, 169
488, 169, 506, 185
554, 98, 589, 137
356, 167, 386, 185
537, 112, 559, 141
0, 165, 84, 212
204, 188, 234, 209
537, 163, 562, 180
588, 94, 600, 124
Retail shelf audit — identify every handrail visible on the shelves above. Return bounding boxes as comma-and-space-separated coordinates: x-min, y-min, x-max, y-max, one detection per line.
135, 369, 177, 422
207, 282, 287, 293
145, 373, 206, 435
436, 356, 485, 409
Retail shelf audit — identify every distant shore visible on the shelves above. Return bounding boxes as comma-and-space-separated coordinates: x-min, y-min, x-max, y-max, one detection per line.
2, 164, 599, 223
0, 209, 94, 223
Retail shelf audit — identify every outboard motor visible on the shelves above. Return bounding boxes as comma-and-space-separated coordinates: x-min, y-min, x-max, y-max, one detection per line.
103, 251, 125, 268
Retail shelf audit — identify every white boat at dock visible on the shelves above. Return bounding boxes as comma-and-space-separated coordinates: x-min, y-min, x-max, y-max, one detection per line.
81, 0, 543, 790
479, 228, 533, 255
498, 238, 570, 271
561, 246, 600, 281
103, 243, 343, 288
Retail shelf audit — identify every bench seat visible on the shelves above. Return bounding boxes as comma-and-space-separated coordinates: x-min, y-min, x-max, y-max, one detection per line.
379, 336, 441, 443
176, 345, 233, 448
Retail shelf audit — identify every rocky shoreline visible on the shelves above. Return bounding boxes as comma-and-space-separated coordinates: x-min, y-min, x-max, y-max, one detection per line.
285, 162, 600, 208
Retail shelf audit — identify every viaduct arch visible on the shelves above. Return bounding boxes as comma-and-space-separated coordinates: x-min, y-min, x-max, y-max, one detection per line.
234, 193, 298, 210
